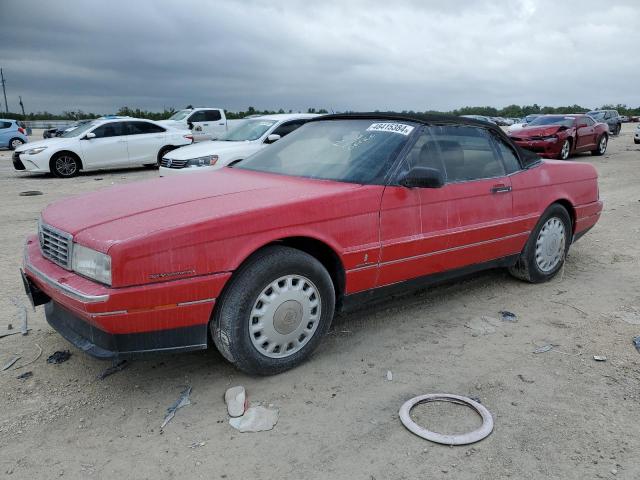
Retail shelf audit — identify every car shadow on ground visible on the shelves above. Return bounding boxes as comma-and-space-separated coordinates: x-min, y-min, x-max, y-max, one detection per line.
80, 266, 514, 388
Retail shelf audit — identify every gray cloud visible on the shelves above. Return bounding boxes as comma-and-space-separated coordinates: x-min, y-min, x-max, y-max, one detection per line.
1, 0, 639, 114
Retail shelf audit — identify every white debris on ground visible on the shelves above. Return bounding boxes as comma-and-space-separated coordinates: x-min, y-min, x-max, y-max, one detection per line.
229, 406, 279, 433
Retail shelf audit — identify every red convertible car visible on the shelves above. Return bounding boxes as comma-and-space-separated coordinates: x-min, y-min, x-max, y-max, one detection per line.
508, 114, 609, 160
21, 114, 602, 374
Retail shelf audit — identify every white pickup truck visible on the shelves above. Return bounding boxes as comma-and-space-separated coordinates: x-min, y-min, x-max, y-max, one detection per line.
158, 108, 229, 141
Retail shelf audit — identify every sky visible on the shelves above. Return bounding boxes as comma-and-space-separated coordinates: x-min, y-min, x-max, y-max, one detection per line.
1, 0, 639, 114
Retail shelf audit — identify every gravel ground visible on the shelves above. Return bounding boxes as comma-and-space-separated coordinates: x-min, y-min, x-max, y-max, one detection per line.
0, 125, 639, 479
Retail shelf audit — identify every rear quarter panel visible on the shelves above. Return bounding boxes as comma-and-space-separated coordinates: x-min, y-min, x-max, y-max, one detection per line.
511, 160, 600, 234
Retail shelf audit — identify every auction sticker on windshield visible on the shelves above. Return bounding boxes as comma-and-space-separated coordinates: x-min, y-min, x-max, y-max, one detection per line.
366, 122, 415, 136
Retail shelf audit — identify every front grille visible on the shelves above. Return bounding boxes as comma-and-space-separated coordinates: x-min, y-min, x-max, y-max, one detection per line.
160, 157, 188, 169
39, 222, 73, 269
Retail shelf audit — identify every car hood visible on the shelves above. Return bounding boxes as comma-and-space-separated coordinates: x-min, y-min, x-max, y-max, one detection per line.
164, 140, 258, 160
16, 137, 70, 152
509, 125, 565, 137
41, 168, 364, 253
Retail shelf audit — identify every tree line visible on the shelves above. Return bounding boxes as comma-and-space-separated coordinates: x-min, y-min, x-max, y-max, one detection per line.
4, 103, 639, 121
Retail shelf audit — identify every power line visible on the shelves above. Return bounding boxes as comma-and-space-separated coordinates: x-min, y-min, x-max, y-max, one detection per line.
0, 68, 8, 113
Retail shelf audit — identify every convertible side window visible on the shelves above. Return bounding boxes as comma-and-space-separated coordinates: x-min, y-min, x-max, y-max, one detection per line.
429, 125, 506, 182
492, 136, 521, 174
403, 130, 446, 176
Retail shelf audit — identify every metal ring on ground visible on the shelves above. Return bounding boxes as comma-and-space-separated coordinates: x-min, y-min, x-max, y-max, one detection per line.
399, 394, 493, 445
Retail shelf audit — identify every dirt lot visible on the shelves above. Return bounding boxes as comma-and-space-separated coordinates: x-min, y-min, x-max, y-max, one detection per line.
0, 125, 639, 480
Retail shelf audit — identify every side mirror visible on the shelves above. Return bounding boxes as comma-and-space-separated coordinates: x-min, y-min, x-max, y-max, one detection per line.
84, 132, 96, 140
187, 122, 194, 130
400, 167, 445, 189
265, 134, 281, 144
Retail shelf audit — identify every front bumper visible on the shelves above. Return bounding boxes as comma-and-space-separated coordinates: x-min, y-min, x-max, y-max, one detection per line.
22, 235, 231, 358
511, 139, 562, 158
13, 151, 50, 173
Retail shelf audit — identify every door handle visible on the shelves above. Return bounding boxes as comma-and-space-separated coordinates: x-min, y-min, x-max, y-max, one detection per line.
202, 124, 208, 126
116, 139, 126, 143
218, 123, 225, 125
491, 185, 512, 194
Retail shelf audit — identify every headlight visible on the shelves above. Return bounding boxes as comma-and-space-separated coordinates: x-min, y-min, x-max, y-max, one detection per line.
541, 135, 558, 142
187, 155, 218, 167
71, 244, 112, 286
25, 146, 48, 155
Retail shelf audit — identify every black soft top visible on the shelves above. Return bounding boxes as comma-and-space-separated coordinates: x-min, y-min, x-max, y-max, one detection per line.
309, 112, 541, 168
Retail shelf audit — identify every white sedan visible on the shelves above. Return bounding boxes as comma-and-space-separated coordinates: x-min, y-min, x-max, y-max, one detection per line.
13, 118, 193, 178
159, 113, 319, 176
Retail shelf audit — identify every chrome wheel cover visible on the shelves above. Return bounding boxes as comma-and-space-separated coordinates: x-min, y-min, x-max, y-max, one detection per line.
560, 140, 570, 159
249, 275, 321, 358
56, 156, 77, 176
535, 217, 566, 272
599, 136, 607, 154
11, 139, 23, 149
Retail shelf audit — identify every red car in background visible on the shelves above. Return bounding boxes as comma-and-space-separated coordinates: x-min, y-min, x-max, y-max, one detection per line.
508, 114, 609, 160
21, 114, 603, 375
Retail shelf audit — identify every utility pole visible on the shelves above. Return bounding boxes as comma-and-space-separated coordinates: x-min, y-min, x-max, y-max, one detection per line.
0, 68, 7, 113
19, 96, 25, 116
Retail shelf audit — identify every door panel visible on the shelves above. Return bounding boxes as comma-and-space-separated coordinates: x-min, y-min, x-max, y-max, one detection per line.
81, 122, 128, 168
378, 125, 522, 288
125, 121, 165, 165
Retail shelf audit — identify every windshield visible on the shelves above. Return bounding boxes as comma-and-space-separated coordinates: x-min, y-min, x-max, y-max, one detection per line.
527, 116, 575, 127
168, 110, 192, 121
587, 111, 605, 120
61, 122, 97, 138
235, 119, 415, 184
219, 119, 277, 141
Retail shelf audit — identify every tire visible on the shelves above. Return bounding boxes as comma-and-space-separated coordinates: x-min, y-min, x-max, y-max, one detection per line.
211, 245, 335, 375
634, 139, 640, 145
145, 146, 175, 168
591, 134, 607, 156
50, 152, 81, 178
613, 124, 621, 135
558, 139, 571, 160
508, 204, 572, 283
9, 138, 24, 150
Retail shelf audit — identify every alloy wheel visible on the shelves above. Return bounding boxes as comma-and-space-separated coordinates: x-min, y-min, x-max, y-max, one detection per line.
560, 140, 570, 160
599, 136, 607, 154
55, 156, 77, 176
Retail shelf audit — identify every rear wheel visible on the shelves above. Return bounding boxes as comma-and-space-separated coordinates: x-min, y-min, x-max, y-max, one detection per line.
145, 145, 175, 168
50, 153, 81, 178
508, 204, 572, 283
211, 246, 335, 375
591, 135, 607, 156
9, 138, 24, 150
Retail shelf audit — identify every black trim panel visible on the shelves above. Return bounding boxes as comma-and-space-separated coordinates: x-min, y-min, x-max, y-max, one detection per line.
572, 225, 594, 244
44, 301, 209, 359
340, 255, 519, 313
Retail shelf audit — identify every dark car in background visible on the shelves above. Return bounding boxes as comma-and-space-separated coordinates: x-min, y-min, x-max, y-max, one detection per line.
508, 114, 609, 160
43, 120, 93, 138
587, 110, 622, 135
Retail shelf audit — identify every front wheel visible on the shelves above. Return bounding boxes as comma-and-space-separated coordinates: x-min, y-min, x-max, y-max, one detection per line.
558, 139, 571, 160
50, 153, 81, 178
591, 135, 607, 156
508, 204, 572, 283
212, 246, 335, 375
